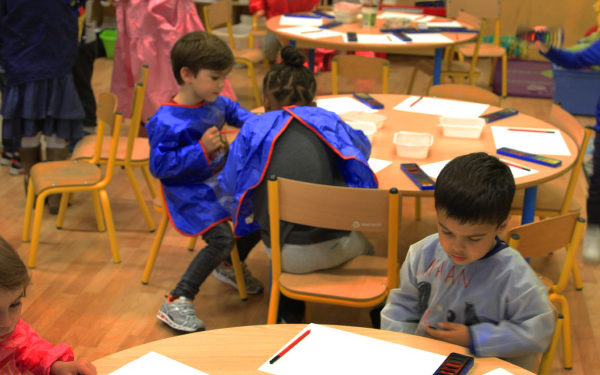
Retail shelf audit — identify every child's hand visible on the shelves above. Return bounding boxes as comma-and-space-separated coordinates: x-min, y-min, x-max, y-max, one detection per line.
200, 127, 223, 154
535, 40, 551, 54
255, 9, 265, 18
50, 359, 97, 375
425, 322, 471, 347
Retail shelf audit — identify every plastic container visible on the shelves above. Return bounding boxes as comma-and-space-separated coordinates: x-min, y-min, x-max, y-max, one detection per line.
341, 112, 387, 129
439, 117, 485, 139
552, 64, 600, 116
99, 29, 117, 59
393, 131, 433, 159
334, 2, 361, 24
347, 120, 377, 142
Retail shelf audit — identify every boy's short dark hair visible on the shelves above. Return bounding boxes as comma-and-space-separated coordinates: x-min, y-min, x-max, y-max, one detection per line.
0, 236, 30, 291
434, 152, 515, 226
170, 31, 234, 85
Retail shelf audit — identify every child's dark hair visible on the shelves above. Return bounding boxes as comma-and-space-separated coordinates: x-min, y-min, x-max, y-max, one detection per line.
170, 31, 234, 85
0, 236, 30, 291
263, 46, 316, 107
434, 152, 515, 226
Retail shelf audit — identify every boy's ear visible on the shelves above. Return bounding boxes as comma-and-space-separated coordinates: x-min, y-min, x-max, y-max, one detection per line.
179, 66, 195, 83
497, 218, 510, 234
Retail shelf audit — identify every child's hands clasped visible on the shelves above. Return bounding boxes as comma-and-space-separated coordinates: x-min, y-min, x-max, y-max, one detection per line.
50, 359, 97, 375
425, 322, 471, 347
200, 126, 223, 154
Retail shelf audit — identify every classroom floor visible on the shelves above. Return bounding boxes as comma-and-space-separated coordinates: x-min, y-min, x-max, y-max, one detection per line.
1, 53, 599, 373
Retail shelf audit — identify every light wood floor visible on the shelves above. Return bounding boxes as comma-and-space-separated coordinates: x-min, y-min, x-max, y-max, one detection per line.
1, 54, 599, 373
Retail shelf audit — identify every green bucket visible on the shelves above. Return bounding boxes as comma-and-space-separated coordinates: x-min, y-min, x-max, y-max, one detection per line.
99, 29, 117, 59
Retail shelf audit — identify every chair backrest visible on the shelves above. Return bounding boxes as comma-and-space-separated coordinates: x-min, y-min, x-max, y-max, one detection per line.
428, 84, 501, 106
125, 64, 149, 162
97, 112, 123, 189
267, 176, 401, 288
203, 0, 235, 49
507, 212, 585, 293
447, 0, 501, 44
331, 55, 390, 94
547, 104, 592, 214
454, 11, 485, 71
91, 92, 118, 165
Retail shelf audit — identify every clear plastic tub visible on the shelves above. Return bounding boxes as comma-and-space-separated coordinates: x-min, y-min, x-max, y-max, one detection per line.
439, 117, 485, 139
334, 2, 361, 24
393, 131, 433, 159
341, 112, 387, 129
347, 120, 377, 142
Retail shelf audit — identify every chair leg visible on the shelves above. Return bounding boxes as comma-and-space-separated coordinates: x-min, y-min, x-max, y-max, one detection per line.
141, 165, 157, 199
98, 188, 121, 264
555, 294, 572, 369
22, 178, 35, 242
501, 53, 507, 98
572, 261, 583, 291
247, 63, 261, 107
267, 284, 280, 324
489, 57, 498, 86
187, 236, 197, 251
229, 244, 248, 301
406, 67, 418, 95
90, 191, 106, 232
55, 193, 70, 229
124, 164, 155, 231
28, 192, 48, 268
141, 212, 169, 284
415, 197, 421, 221
538, 314, 563, 375
304, 302, 311, 323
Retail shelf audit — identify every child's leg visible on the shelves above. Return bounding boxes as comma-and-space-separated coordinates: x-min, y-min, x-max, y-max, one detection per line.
233, 230, 262, 262
170, 222, 234, 300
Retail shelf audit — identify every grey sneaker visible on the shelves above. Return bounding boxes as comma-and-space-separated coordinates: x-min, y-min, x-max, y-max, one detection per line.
157, 296, 205, 332
213, 262, 264, 295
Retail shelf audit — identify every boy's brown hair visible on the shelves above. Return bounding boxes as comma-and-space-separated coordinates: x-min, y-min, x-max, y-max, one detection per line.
170, 31, 234, 85
0, 236, 30, 291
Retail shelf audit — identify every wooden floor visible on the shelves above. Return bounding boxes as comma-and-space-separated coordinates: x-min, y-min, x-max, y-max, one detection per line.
1, 54, 599, 373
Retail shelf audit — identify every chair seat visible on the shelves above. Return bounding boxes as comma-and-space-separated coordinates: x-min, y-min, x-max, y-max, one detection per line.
234, 48, 266, 64
511, 176, 581, 213
30, 160, 102, 195
458, 42, 506, 58
442, 60, 482, 74
279, 255, 389, 301
72, 135, 150, 162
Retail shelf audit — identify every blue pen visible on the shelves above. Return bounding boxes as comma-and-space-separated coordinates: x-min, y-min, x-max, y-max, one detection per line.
312, 11, 335, 19
284, 13, 321, 19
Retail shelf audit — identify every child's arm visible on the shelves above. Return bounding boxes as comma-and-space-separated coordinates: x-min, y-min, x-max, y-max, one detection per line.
51, 360, 96, 375
542, 39, 600, 69
380, 247, 422, 333
222, 97, 257, 129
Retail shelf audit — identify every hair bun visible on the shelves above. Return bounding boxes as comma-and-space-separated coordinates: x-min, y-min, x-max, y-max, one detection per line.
280, 46, 306, 67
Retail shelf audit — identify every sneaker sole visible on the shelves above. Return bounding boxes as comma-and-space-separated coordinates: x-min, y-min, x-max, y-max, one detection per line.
156, 311, 205, 332
212, 269, 264, 295
9, 168, 24, 176
0, 160, 11, 166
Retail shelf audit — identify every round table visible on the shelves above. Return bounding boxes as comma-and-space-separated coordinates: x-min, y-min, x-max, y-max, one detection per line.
93, 324, 535, 374
266, 12, 478, 84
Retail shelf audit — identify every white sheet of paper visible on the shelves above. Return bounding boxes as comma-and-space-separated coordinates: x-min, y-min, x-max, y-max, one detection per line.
426, 21, 463, 28
279, 16, 323, 26
317, 97, 378, 114
420, 159, 449, 179
276, 26, 343, 39
109, 352, 209, 375
394, 96, 489, 118
258, 324, 446, 375
368, 158, 393, 173
499, 158, 539, 179
341, 33, 404, 44
491, 126, 571, 156
482, 369, 515, 375
405, 33, 454, 43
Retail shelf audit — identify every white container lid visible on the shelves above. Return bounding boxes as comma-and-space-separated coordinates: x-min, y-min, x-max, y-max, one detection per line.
341, 112, 387, 129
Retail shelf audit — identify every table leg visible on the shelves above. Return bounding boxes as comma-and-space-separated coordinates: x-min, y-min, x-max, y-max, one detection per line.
521, 186, 538, 224
433, 47, 443, 85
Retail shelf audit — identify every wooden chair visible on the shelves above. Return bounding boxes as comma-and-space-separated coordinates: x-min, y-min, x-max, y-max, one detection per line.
266, 176, 401, 324
508, 212, 586, 370
22, 108, 123, 268
407, 11, 484, 93
141, 180, 248, 300
428, 83, 501, 106
447, 0, 508, 98
331, 54, 390, 94
203, 0, 270, 107
72, 65, 156, 232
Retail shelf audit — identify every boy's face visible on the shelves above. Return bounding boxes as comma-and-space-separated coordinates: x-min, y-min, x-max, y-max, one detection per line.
183, 67, 231, 103
0, 287, 23, 340
436, 209, 507, 265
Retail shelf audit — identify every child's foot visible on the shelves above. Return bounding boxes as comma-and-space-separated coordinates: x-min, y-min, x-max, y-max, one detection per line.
213, 261, 264, 295
582, 223, 600, 264
9, 154, 23, 176
156, 295, 205, 332
0, 150, 12, 166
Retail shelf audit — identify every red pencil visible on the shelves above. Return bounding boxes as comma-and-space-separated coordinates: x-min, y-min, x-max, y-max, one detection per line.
269, 329, 311, 364
508, 128, 555, 134
502, 160, 531, 171
409, 96, 423, 107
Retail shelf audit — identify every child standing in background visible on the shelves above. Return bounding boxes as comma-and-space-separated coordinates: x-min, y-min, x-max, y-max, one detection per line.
381, 153, 554, 371
0, 236, 96, 374
146, 31, 263, 333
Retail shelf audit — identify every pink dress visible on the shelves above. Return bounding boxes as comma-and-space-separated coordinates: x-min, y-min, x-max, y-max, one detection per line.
111, 0, 237, 122
0, 318, 73, 375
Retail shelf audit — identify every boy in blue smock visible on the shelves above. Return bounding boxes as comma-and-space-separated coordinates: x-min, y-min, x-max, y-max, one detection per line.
146, 31, 262, 333
381, 153, 555, 370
